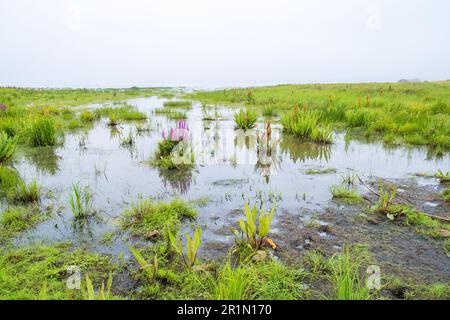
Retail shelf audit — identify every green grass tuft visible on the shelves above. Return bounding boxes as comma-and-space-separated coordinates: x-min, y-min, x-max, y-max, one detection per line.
121, 198, 197, 239
234, 109, 258, 130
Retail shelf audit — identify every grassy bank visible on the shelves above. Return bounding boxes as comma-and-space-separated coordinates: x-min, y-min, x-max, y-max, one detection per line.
186, 81, 450, 153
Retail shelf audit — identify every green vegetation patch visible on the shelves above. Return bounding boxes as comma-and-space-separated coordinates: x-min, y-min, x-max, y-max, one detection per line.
234, 109, 258, 130
186, 81, 450, 152
330, 185, 363, 204
0, 205, 48, 242
0, 242, 117, 299
305, 167, 337, 175
121, 198, 198, 239
163, 100, 192, 108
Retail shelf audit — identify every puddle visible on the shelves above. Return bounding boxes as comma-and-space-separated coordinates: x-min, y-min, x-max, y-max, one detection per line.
7, 96, 450, 257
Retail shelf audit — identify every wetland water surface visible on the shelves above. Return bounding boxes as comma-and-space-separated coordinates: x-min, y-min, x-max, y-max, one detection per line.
11, 97, 450, 270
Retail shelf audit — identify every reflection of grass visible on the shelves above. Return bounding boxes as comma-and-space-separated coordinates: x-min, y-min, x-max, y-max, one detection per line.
158, 167, 194, 195
280, 135, 332, 162
23, 146, 60, 174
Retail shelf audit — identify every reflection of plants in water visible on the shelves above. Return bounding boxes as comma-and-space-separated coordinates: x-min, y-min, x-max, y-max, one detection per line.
254, 124, 281, 183
280, 135, 332, 163
23, 146, 60, 174
158, 166, 195, 195
109, 126, 121, 139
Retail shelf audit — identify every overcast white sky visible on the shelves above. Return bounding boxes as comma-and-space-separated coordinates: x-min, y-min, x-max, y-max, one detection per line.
1, 0, 449, 88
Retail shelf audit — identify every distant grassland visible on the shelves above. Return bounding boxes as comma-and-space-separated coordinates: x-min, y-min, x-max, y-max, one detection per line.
0, 87, 171, 108
0, 87, 172, 146
187, 81, 450, 152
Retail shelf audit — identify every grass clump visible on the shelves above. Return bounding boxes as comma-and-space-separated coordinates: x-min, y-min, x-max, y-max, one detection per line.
305, 167, 337, 175
311, 126, 334, 144
11, 180, 41, 203
208, 260, 256, 300
0, 132, 16, 163
369, 183, 405, 220
327, 246, 371, 300
0, 243, 117, 299
163, 100, 192, 108
95, 104, 147, 123
261, 105, 277, 117
153, 108, 187, 120
434, 169, 450, 184
0, 206, 43, 240
330, 185, 363, 204
234, 109, 258, 130
206, 258, 306, 300
28, 117, 56, 147
441, 189, 450, 202
121, 198, 197, 239
79, 110, 97, 122
281, 107, 333, 143
281, 108, 318, 138
69, 183, 95, 220
0, 166, 21, 197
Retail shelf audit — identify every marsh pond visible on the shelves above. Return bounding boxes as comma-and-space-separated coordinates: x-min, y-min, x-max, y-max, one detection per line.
0, 84, 449, 300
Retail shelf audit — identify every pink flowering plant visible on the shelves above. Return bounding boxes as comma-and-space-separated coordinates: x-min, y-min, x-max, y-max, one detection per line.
154, 120, 193, 169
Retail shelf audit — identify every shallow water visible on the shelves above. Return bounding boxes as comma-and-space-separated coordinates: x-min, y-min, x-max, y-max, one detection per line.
9, 96, 450, 256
